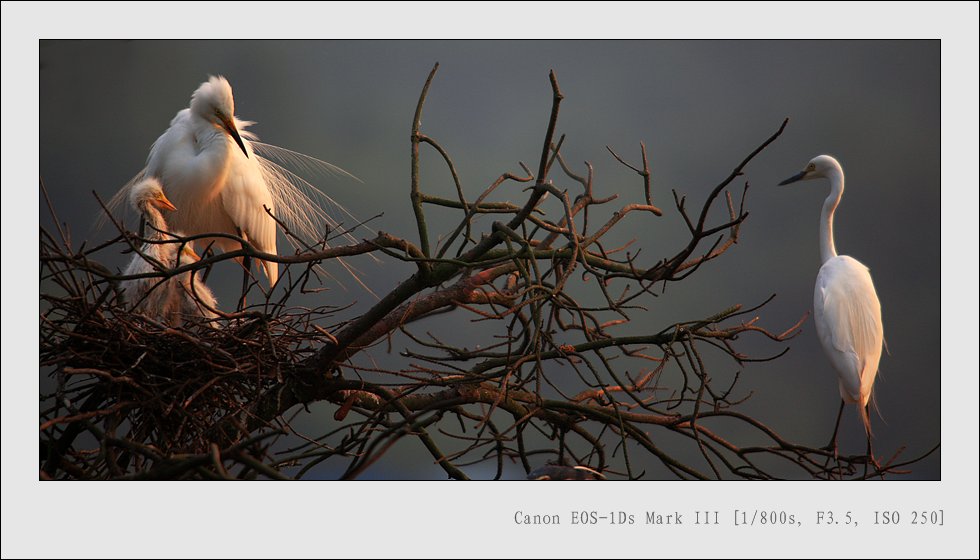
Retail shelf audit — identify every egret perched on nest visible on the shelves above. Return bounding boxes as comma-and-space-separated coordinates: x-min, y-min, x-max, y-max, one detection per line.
108, 75, 364, 294
120, 177, 219, 325
779, 155, 884, 460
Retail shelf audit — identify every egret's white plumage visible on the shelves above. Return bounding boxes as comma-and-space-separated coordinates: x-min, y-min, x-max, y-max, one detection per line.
814, 256, 882, 416
108, 76, 365, 290
121, 178, 219, 325
780, 155, 884, 437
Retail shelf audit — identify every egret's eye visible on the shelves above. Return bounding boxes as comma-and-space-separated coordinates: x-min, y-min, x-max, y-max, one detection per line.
806, 163, 816, 172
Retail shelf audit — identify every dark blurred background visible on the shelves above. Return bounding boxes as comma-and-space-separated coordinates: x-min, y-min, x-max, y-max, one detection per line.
39, 40, 940, 479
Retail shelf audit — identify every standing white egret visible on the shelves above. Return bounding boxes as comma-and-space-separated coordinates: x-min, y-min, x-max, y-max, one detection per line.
779, 155, 884, 461
121, 178, 219, 325
107, 75, 364, 296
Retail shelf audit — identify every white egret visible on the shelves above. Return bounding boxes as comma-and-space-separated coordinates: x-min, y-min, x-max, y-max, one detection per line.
120, 178, 219, 326
779, 155, 884, 460
107, 75, 364, 294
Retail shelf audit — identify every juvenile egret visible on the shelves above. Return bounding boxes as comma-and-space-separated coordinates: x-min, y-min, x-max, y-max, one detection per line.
120, 178, 219, 326
779, 155, 884, 459
108, 75, 363, 292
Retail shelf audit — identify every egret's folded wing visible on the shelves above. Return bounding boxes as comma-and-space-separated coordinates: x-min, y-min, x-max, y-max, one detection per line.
817, 260, 884, 401
220, 157, 278, 284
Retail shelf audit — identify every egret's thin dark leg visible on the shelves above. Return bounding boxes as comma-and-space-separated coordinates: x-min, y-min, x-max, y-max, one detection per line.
823, 400, 845, 457
818, 399, 846, 479
863, 434, 871, 478
863, 404, 880, 479
238, 263, 250, 311
200, 245, 216, 283
237, 228, 250, 311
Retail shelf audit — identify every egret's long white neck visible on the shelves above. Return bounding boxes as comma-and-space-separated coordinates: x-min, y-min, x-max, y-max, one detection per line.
819, 164, 845, 264
141, 204, 167, 236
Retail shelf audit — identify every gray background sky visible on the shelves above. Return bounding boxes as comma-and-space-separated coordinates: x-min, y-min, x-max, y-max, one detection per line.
39, 40, 940, 479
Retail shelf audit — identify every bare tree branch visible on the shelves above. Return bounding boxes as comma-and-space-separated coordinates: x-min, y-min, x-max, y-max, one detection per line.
39, 70, 935, 481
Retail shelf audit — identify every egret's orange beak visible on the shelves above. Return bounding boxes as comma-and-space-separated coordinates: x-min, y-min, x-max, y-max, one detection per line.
180, 245, 202, 263
219, 115, 249, 158
153, 193, 177, 212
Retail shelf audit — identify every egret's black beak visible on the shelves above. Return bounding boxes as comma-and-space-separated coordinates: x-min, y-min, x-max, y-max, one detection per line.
220, 116, 249, 158
778, 170, 807, 186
